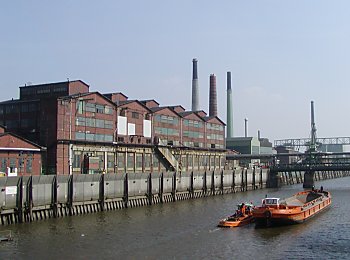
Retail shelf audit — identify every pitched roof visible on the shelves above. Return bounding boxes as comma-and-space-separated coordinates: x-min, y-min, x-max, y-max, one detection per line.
203, 116, 226, 125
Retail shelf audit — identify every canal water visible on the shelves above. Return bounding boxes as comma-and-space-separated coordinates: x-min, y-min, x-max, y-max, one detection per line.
1, 176, 350, 260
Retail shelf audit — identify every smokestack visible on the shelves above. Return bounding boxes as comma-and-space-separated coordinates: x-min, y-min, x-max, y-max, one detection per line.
244, 118, 248, 137
258, 130, 261, 140
209, 74, 217, 117
226, 71, 233, 138
191, 58, 199, 111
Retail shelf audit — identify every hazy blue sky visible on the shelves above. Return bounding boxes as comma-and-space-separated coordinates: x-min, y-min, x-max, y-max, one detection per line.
1, 1, 350, 142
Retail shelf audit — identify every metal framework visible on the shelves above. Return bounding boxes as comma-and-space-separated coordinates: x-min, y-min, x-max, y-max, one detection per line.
274, 137, 350, 148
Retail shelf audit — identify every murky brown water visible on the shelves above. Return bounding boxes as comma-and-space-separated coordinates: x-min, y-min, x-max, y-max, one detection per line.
1, 177, 350, 259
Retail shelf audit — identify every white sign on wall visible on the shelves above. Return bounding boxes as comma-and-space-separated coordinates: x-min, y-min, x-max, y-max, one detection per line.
128, 123, 136, 136
143, 120, 151, 138
117, 116, 127, 135
5, 186, 17, 195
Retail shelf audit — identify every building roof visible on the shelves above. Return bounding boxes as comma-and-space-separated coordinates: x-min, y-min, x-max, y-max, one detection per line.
150, 106, 181, 117
140, 99, 160, 105
19, 79, 89, 89
103, 92, 128, 99
178, 111, 205, 121
0, 132, 46, 151
203, 116, 226, 126
118, 99, 152, 112
58, 91, 117, 107
0, 98, 40, 105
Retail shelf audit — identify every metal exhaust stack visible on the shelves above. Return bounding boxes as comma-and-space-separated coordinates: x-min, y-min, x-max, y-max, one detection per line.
209, 74, 217, 117
226, 71, 233, 138
191, 58, 199, 111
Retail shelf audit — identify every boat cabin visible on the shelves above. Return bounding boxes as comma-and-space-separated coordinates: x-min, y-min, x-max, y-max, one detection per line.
262, 198, 280, 208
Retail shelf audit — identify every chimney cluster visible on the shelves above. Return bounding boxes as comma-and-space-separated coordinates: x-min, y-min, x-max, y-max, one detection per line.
190, 58, 234, 137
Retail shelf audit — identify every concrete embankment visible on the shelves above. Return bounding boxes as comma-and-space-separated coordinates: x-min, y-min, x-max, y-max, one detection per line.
0, 168, 348, 225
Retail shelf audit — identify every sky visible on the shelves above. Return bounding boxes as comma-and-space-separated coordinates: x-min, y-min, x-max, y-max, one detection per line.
1, 1, 350, 142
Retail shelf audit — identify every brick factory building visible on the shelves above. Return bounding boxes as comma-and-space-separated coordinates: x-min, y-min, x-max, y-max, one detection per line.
0, 125, 45, 176
0, 80, 227, 175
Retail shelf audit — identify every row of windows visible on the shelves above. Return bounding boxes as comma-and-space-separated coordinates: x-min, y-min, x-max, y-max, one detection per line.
0, 156, 33, 173
0, 103, 39, 115
154, 127, 179, 136
154, 115, 179, 125
183, 130, 204, 139
183, 119, 203, 128
207, 123, 224, 131
76, 101, 113, 115
71, 151, 224, 173
76, 117, 114, 129
75, 132, 113, 142
21, 86, 67, 96
183, 141, 204, 148
207, 133, 224, 141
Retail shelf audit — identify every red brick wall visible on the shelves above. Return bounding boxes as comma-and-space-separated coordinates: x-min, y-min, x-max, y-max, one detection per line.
0, 134, 42, 176
68, 81, 89, 95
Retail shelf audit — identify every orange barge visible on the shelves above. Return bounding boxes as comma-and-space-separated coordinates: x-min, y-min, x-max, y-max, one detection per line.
252, 189, 331, 227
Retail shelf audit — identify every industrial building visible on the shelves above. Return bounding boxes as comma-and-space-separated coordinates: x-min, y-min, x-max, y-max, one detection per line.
0, 125, 45, 176
0, 77, 226, 175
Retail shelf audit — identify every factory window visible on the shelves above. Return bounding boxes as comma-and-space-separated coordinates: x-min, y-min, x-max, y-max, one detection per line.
154, 115, 161, 122
73, 152, 82, 170
85, 103, 96, 113
153, 155, 159, 171
76, 117, 85, 126
96, 119, 105, 128
136, 154, 143, 169
95, 134, 105, 142
105, 120, 113, 129
107, 153, 115, 171
132, 112, 139, 119
96, 152, 104, 170
172, 117, 178, 125
105, 135, 113, 142
86, 133, 94, 141
9, 158, 16, 169
160, 115, 168, 123
127, 153, 134, 170
117, 153, 125, 171
37, 88, 50, 94
105, 106, 113, 115
85, 118, 95, 127
53, 86, 67, 92
0, 158, 7, 172
215, 157, 220, 169
26, 156, 33, 173
144, 154, 151, 169
18, 157, 24, 172
96, 104, 104, 114
75, 132, 85, 140
187, 155, 193, 167
120, 109, 126, 116
77, 100, 84, 114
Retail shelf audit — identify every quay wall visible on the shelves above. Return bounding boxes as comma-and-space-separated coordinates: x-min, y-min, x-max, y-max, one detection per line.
0, 168, 347, 225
